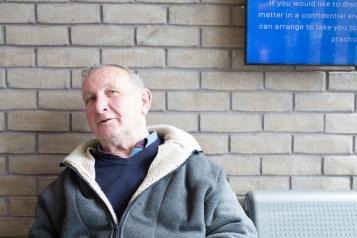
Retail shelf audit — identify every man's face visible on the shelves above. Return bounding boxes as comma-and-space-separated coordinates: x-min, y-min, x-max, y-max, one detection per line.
82, 67, 147, 143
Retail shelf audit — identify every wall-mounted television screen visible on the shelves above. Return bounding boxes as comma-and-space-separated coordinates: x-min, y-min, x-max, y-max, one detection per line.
245, 0, 357, 65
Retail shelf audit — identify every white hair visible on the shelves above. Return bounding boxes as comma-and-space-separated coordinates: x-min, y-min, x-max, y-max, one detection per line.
81, 64, 145, 89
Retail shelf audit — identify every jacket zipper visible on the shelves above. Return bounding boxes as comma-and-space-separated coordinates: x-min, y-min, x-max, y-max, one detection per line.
115, 153, 199, 237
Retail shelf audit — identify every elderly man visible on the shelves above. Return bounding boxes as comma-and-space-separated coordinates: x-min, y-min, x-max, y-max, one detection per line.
30, 65, 257, 237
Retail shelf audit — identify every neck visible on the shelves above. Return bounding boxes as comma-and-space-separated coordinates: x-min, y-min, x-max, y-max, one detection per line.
100, 128, 149, 158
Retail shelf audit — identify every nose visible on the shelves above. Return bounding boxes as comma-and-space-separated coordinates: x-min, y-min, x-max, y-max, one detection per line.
94, 96, 108, 113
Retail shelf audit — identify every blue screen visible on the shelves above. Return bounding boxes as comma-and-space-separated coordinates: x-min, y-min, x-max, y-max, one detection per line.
246, 0, 357, 65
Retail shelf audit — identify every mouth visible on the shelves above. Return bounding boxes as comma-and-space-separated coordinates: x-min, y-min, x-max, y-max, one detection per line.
98, 118, 113, 125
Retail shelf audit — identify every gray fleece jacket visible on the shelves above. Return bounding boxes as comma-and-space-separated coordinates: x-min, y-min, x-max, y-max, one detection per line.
30, 125, 257, 238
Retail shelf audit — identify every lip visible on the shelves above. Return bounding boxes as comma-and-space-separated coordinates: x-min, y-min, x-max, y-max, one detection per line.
97, 118, 113, 125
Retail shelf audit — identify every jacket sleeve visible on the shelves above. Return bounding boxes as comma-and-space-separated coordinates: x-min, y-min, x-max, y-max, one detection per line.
204, 168, 258, 238
29, 197, 58, 238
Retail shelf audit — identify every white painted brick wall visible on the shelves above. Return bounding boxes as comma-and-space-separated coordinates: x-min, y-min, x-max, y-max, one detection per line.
0, 48, 33, 67
102, 48, 165, 67
37, 48, 99, 67
167, 49, 230, 68
6, 26, 69, 45
0, 4, 35, 23
71, 26, 134, 46
201, 72, 263, 90
169, 5, 230, 25
37, 4, 100, 23
137, 26, 199, 47
1, 1, 357, 235
232, 92, 292, 112
329, 72, 357, 91
103, 4, 167, 24
8, 69, 69, 88
0, 70, 5, 88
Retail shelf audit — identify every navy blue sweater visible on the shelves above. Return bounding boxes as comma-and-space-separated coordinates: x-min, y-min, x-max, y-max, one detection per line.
91, 136, 160, 219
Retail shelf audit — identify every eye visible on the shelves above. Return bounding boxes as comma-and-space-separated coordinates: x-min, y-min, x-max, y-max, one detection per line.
84, 96, 96, 106
108, 89, 120, 96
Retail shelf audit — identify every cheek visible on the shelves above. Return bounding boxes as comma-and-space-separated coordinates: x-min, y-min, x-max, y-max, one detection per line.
85, 109, 96, 125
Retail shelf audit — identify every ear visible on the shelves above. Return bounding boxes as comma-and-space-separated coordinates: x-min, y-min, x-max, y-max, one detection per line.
141, 88, 152, 115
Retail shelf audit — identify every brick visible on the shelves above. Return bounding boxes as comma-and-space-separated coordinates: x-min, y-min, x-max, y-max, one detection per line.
72, 0, 129, 1
8, 68, 69, 88
168, 49, 230, 68
202, 0, 245, 3
9, 155, 63, 174
151, 92, 166, 111
232, 50, 294, 71
295, 93, 354, 112
229, 176, 289, 195
193, 134, 228, 154
0, 157, 5, 175
104, 4, 166, 24
102, 48, 164, 67
71, 112, 90, 132
0, 47, 33, 67
324, 156, 357, 175
262, 156, 321, 175
0, 69, 5, 88
202, 72, 263, 90
38, 133, 93, 153
202, 27, 244, 47
168, 92, 229, 111
71, 25, 134, 46
0, 217, 35, 236
0, 27, 3, 44
169, 5, 229, 25
38, 4, 99, 23
9, 0, 69, 1
232, 92, 292, 112
8, 111, 69, 131
71, 69, 85, 88
297, 65, 354, 71
354, 177, 357, 190
294, 135, 352, 154
208, 155, 260, 175
38, 47, 99, 67
139, 69, 199, 89
200, 113, 261, 132
137, 26, 199, 47
147, 112, 198, 132
0, 90, 36, 109
0, 176, 36, 195
39, 90, 83, 110
231, 134, 291, 154
291, 176, 350, 190
233, 6, 245, 26
0, 198, 5, 215
326, 114, 357, 133
6, 25, 68, 45
0, 113, 4, 131
0, 134, 35, 153
37, 176, 57, 194
265, 72, 325, 91
139, 0, 196, 2
264, 113, 323, 132
10, 197, 37, 216
329, 72, 357, 91
0, 4, 34, 23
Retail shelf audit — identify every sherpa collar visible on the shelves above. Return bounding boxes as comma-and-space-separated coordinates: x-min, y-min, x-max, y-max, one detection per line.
62, 124, 201, 224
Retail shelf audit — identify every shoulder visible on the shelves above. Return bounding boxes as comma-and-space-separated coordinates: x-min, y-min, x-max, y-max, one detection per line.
39, 168, 76, 201
182, 151, 224, 184
186, 151, 223, 173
